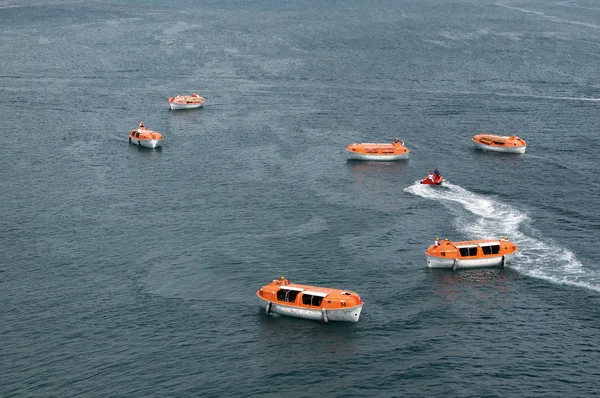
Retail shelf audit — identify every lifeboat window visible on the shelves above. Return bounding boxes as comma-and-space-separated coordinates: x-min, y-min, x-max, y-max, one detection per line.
459, 246, 478, 257
287, 290, 301, 302
301, 294, 324, 307
276, 289, 301, 303
276, 290, 285, 301
481, 245, 500, 255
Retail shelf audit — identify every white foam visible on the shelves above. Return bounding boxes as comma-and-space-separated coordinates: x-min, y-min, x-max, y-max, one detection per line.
496, 92, 600, 102
405, 181, 600, 292
497, 2, 600, 30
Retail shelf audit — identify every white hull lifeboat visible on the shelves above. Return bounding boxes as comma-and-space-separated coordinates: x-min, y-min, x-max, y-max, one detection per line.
129, 125, 162, 149
346, 140, 410, 161
168, 93, 205, 110
256, 277, 363, 322
425, 238, 518, 270
472, 134, 526, 153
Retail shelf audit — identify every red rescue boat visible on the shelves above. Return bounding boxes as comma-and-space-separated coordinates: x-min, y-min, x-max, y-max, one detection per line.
420, 169, 443, 185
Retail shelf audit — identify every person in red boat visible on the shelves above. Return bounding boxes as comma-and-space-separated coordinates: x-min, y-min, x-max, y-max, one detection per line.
433, 168, 441, 177
139, 121, 145, 129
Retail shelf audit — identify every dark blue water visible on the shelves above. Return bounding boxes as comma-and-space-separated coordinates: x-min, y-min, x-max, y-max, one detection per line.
2, 0, 600, 396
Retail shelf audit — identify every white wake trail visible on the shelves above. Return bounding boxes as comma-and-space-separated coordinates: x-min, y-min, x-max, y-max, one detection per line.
405, 181, 600, 292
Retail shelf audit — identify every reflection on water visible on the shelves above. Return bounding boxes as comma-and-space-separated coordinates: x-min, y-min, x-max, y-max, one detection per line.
346, 159, 408, 170
427, 267, 518, 302
167, 107, 205, 119
129, 144, 164, 165
345, 159, 408, 182
132, 145, 163, 152
471, 147, 526, 165
256, 309, 360, 366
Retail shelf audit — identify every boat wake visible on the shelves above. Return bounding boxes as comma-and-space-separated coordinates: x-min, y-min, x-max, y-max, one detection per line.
405, 181, 600, 292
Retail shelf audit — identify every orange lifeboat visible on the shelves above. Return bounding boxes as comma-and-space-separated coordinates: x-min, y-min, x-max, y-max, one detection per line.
168, 93, 205, 110
256, 277, 363, 322
425, 238, 518, 270
129, 122, 163, 149
346, 138, 410, 161
472, 134, 526, 153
